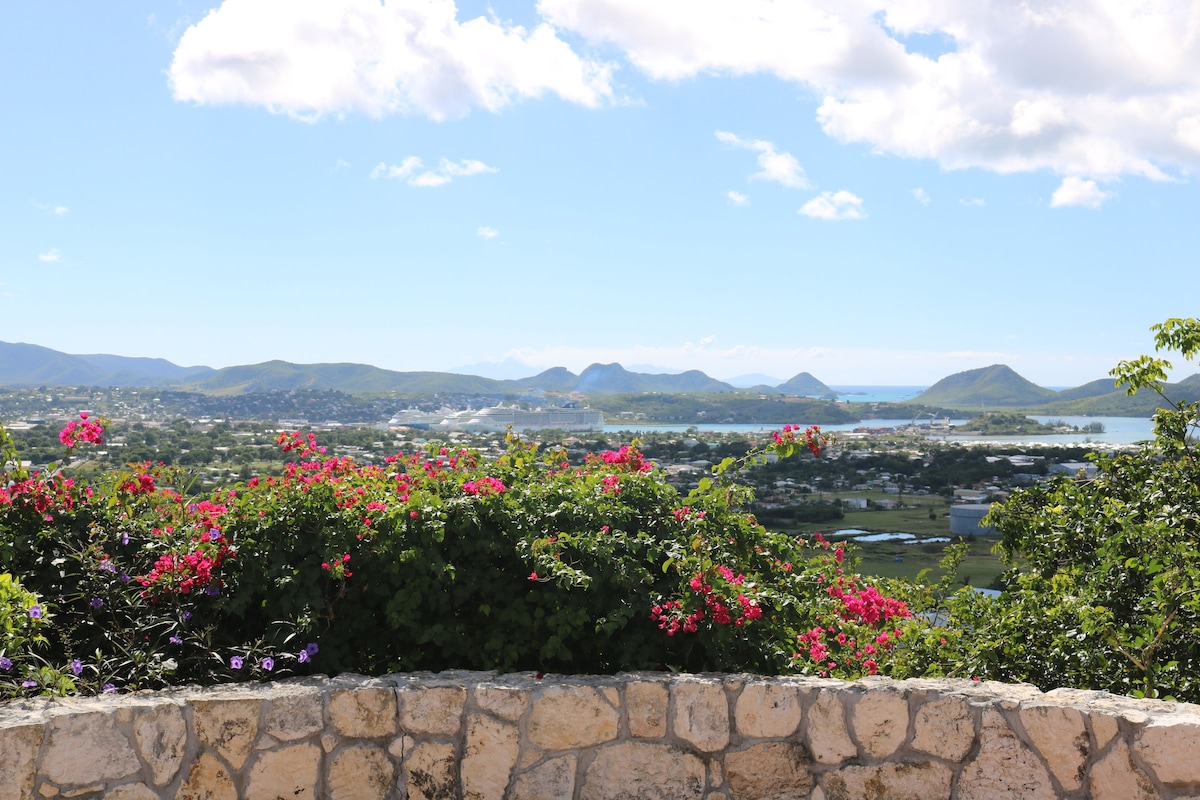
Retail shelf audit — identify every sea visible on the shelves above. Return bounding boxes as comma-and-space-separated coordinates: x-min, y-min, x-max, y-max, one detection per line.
604, 417, 1157, 445
603, 378, 1160, 448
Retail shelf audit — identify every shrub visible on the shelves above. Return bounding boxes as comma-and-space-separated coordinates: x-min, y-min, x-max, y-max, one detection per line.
2, 421, 921, 697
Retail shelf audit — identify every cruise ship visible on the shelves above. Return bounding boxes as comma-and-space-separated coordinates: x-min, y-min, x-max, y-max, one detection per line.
438, 403, 604, 433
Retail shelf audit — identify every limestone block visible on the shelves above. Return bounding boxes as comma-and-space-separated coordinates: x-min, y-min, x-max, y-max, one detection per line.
176, 752, 237, 800
725, 742, 812, 800
626, 680, 669, 738
735, 682, 802, 739
1135, 715, 1200, 785
1018, 703, 1089, 792
461, 714, 519, 800
102, 784, 158, 800
709, 758, 724, 787
958, 710, 1055, 800
806, 693, 856, 765
328, 745, 395, 800
850, 691, 908, 760
0, 723, 43, 800
39, 711, 141, 786
331, 687, 399, 739
580, 742, 705, 800
912, 697, 974, 763
399, 686, 465, 737
822, 762, 953, 800
1089, 739, 1157, 800
405, 741, 458, 800
244, 743, 321, 800
192, 697, 262, 770
1091, 712, 1120, 750
390, 734, 414, 759
509, 755, 576, 800
264, 687, 325, 742
132, 702, 187, 786
672, 680, 730, 752
473, 685, 529, 722
528, 685, 619, 750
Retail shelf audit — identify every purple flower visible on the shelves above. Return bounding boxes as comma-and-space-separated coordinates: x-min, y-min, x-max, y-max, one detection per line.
298, 650, 310, 664
305, 642, 319, 656
261, 657, 274, 672
203, 585, 220, 597
22, 680, 37, 688
183, 610, 193, 621
98, 560, 116, 573
0, 656, 12, 670
28, 605, 42, 619
229, 656, 243, 670
103, 684, 116, 694
119, 573, 131, 583
169, 635, 183, 645
90, 597, 104, 609
70, 659, 83, 676
121, 532, 130, 545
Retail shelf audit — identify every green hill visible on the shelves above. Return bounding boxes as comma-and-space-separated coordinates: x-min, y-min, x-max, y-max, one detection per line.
770, 372, 833, 397
912, 365, 1058, 408
1034, 374, 1200, 416
187, 361, 512, 396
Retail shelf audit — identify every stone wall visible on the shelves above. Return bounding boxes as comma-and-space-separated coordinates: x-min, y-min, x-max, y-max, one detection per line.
3, 671, 1200, 799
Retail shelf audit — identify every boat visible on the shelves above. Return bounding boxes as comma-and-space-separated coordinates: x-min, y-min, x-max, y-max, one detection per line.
438, 403, 604, 433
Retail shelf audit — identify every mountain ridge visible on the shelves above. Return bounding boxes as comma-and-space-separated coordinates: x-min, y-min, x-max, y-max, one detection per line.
5, 340, 1198, 415
0, 341, 828, 398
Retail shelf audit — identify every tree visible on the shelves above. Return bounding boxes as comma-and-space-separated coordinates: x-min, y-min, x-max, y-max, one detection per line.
941, 318, 1200, 699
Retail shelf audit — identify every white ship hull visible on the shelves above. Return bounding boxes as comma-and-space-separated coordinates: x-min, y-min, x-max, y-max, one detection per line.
439, 405, 604, 433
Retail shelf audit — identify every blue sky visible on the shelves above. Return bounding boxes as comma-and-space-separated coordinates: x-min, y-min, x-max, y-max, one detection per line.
2, 1, 1197, 386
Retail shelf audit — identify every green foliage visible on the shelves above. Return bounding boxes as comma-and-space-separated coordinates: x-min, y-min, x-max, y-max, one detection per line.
956, 413, 1056, 435
935, 318, 1200, 700
2, 420, 924, 698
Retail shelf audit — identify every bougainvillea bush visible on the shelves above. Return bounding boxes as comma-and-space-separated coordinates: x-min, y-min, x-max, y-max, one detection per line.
1, 419, 922, 698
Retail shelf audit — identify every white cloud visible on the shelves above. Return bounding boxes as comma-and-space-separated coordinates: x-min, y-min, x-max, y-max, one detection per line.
372, 156, 496, 187
331, 157, 351, 172
38, 248, 61, 263
543, 0, 1200, 180
168, 0, 615, 121
910, 187, 930, 205
1050, 176, 1114, 208
477, 226, 499, 239
959, 197, 985, 207
726, 190, 749, 206
32, 201, 69, 215
441, 158, 496, 178
715, 130, 810, 188
799, 190, 866, 220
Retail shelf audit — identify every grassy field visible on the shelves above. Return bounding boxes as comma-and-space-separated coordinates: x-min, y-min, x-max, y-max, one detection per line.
781, 499, 1007, 589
